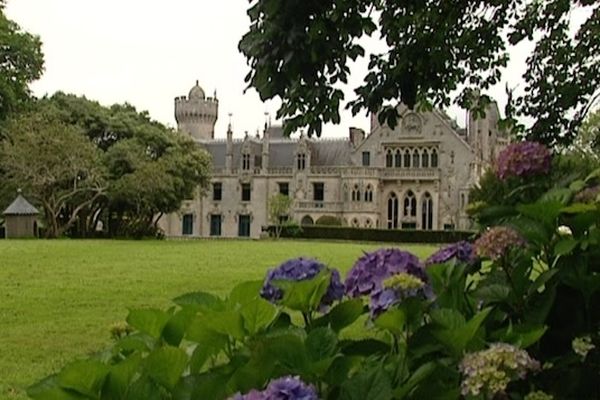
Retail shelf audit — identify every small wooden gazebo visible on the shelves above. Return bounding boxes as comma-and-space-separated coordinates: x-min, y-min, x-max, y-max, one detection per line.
3, 190, 39, 238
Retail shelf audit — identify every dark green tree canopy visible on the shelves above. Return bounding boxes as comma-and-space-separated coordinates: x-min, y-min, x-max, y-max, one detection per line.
0, 5, 44, 121
240, 0, 599, 147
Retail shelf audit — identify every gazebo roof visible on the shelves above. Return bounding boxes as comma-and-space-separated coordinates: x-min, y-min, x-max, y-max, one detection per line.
3, 194, 39, 216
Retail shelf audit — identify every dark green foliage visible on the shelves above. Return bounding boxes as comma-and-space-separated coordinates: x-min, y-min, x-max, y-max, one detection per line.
0, 7, 44, 122
240, 0, 599, 147
269, 225, 475, 244
315, 215, 343, 226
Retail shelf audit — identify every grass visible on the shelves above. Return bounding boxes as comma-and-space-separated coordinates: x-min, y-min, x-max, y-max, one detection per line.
0, 239, 437, 400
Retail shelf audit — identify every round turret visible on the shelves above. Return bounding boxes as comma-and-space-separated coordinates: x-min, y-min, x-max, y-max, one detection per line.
175, 80, 218, 140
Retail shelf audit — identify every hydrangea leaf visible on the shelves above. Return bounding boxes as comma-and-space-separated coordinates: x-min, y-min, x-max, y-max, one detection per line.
306, 327, 338, 362
339, 367, 393, 400
126, 308, 170, 340
172, 291, 224, 311
431, 307, 492, 356
272, 269, 332, 313
394, 361, 437, 399
56, 360, 109, 398
27, 374, 89, 400
103, 353, 142, 399
201, 309, 246, 340
240, 297, 278, 335
228, 280, 263, 308
162, 308, 196, 347
187, 323, 228, 374
125, 375, 162, 400
374, 308, 406, 336
313, 299, 365, 332
144, 346, 188, 390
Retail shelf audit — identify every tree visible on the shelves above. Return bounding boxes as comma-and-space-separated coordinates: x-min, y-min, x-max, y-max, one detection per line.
239, 0, 599, 147
41, 93, 212, 237
0, 111, 106, 238
268, 193, 293, 238
0, 5, 44, 122
575, 108, 600, 154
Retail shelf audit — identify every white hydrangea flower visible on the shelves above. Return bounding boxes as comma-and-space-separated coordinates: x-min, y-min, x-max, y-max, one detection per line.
557, 225, 573, 236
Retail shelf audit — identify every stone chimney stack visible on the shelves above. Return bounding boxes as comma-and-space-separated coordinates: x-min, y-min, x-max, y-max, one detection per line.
226, 115, 233, 171
349, 127, 365, 147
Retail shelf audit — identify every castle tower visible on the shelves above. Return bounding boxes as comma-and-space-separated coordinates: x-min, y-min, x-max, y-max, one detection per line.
467, 99, 503, 177
174, 81, 218, 140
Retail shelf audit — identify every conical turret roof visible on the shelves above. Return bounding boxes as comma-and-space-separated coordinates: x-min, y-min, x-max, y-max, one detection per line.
3, 193, 39, 216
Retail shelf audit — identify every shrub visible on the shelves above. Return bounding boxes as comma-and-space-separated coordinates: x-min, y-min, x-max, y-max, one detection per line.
314, 215, 343, 226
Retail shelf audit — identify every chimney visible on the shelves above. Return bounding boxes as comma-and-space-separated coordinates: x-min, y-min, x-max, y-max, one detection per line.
349, 127, 365, 147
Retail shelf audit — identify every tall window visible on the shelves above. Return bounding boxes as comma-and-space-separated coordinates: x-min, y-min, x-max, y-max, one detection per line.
386, 150, 393, 168
395, 149, 402, 168
413, 150, 420, 168
212, 182, 222, 201
278, 182, 289, 196
238, 215, 251, 237
297, 153, 306, 170
387, 192, 399, 229
182, 214, 193, 236
241, 183, 251, 202
210, 214, 222, 236
313, 182, 324, 202
362, 151, 371, 166
351, 184, 361, 202
421, 192, 433, 230
431, 149, 439, 168
364, 184, 373, 202
422, 149, 429, 168
403, 149, 411, 168
403, 190, 417, 217
242, 153, 251, 170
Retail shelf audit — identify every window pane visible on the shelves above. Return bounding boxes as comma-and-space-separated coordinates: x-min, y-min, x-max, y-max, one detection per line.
313, 183, 324, 201
242, 183, 251, 201
278, 182, 289, 196
213, 182, 222, 201
182, 214, 193, 235
362, 151, 370, 166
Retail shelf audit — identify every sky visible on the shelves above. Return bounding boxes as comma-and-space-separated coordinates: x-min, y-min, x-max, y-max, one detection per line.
4, 1, 592, 139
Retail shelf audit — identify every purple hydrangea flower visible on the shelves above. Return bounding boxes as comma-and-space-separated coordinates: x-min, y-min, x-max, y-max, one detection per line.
345, 249, 432, 316
474, 226, 526, 260
425, 241, 476, 266
495, 141, 551, 181
260, 258, 344, 308
229, 376, 319, 400
263, 376, 319, 400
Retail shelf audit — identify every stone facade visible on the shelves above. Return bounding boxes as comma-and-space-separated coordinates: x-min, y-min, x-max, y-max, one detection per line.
159, 82, 508, 238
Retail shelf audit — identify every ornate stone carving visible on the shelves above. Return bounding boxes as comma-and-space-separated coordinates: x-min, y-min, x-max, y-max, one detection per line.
402, 113, 422, 135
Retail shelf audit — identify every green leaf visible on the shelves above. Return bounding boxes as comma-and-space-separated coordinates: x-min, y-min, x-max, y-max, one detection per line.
432, 308, 491, 356
528, 269, 558, 296
103, 353, 142, 399
394, 361, 437, 398
501, 324, 547, 348
126, 309, 170, 339
474, 284, 511, 304
228, 280, 264, 308
125, 376, 161, 400
339, 367, 393, 400
162, 308, 196, 346
340, 339, 391, 356
173, 291, 224, 311
561, 203, 598, 214
57, 360, 109, 398
144, 346, 188, 390
314, 299, 365, 332
202, 309, 246, 340
374, 308, 406, 336
537, 188, 573, 207
429, 308, 465, 329
273, 269, 331, 313
240, 298, 278, 335
186, 319, 228, 373
306, 327, 338, 361
554, 238, 578, 256
28, 375, 88, 400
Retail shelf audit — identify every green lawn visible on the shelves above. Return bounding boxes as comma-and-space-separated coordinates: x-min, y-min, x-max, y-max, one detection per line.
0, 239, 437, 400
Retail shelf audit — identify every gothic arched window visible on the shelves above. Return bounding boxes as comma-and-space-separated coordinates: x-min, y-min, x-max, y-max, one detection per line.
242, 153, 251, 170
297, 153, 306, 170
364, 184, 373, 202
413, 149, 420, 168
351, 184, 361, 202
404, 149, 411, 168
421, 192, 433, 230
395, 149, 402, 168
386, 150, 393, 168
403, 190, 417, 217
431, 149, 439, 168
422, 149, 429, 168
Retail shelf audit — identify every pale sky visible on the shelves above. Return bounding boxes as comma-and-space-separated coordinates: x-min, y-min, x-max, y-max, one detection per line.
4, 1, 593, 139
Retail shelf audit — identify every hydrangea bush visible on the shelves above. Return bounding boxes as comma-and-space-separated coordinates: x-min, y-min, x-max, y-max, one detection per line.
29, 140, 599, 399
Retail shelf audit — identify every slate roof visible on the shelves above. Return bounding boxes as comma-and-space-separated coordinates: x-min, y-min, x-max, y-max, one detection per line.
310, 140, 352, 166
3, 194, 39, 216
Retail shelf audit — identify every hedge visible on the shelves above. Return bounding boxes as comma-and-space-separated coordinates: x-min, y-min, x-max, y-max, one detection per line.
267, 225, 475, 243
